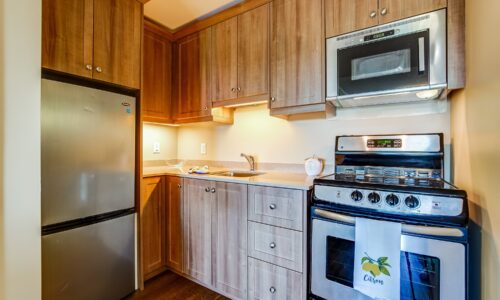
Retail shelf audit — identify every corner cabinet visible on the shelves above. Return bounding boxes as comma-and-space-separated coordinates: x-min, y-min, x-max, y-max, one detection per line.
142, 23, 173, 123
141, 176, 167, 280
42, 0, 142, 89
165, 176, 183, 273
270, 0, 328, 117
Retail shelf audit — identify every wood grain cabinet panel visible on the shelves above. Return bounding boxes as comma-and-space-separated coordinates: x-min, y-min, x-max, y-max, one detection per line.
93, 0, 142, 89
270, 0, 324, 110
325, 0, 379, 37
248, 186, 303, 231
237, 4, 270, 102
248, 221, 303, 272
172, 29, 213, 122
42, 0, 94, 78
248, 258, 303, 300
142, 26, 172, 123
378, 0, 447, 24
141, 176, 167, 280
183, 178, 214, 285
211, 17, 239, 104
165, 176, 183, 273
213, 182, 248, 300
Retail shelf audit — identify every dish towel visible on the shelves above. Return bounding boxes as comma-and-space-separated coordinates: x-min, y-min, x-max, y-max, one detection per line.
353, 217, 402, 300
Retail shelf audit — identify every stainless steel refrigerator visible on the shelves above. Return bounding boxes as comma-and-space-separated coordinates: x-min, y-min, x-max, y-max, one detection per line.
41, 79, 136, 300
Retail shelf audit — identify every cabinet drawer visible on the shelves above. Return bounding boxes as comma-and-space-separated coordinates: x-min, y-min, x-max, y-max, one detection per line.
248, 185, 303, 231
248, 222, 303, 272
248, 258, 303, 300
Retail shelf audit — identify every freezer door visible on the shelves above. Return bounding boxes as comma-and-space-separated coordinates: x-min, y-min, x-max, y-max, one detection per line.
42, 214, 136, 300
42, 79, 136, 225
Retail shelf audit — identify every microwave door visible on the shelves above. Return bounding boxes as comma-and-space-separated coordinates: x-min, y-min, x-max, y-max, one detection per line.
337, 31, 430, 97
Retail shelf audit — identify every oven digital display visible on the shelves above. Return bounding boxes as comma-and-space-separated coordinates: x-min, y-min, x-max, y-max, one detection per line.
364, 29, 395, 42
367, 139, 402, 148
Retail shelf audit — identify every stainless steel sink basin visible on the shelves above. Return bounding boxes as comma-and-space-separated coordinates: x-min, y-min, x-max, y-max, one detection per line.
214, 170, 265, 178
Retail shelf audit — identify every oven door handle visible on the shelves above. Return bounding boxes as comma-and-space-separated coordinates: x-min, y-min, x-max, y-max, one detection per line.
314, 209, 464, 238
418, 37, 426, 73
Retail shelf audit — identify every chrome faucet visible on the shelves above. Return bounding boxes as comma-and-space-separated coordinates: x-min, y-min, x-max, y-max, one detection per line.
241, 153, 255, 171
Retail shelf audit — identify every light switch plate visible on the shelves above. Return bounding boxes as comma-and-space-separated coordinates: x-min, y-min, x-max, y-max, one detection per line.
200, 143, 207, 155
153, 142, 160, 154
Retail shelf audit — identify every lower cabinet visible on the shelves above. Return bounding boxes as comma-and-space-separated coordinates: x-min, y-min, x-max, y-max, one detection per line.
248, 258, 303, 300
165, 176, 183, 273
141, 176, 167, 280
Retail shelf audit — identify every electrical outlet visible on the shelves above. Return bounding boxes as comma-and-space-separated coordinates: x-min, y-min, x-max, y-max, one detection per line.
153, 142, 161, 154
200, 143, 207, 155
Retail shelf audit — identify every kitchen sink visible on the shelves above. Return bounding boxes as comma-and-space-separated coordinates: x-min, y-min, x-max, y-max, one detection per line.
214, 170, 265, 178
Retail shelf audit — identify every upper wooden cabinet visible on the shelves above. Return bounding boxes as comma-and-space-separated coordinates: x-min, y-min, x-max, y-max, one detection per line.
270, 0, 325, 114
142, 24, 173, 123
211, 4, 270, 107
325, 0, 447, 37
42, 0, 142, 89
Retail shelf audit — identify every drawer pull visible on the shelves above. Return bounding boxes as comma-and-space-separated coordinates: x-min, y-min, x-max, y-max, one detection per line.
269, 242, 276, 249
269, 287, 276, 294
205, 187, 210, 192
269, 204, 277, 210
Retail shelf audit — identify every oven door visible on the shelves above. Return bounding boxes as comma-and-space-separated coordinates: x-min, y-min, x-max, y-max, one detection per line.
310, 211, 466, 300
337, 31, 429, 97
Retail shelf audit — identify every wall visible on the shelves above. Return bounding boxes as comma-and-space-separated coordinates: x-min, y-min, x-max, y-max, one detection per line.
142, 124, 178, 161
177, 102, 451, 167
0, 0, 42, 299
451, 0, 500, 298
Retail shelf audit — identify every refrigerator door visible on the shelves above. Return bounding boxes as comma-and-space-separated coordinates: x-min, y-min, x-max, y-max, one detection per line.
42, 79, 136, 226
42, 213, 136, 300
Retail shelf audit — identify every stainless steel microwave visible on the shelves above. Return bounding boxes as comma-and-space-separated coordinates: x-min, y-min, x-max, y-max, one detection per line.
326, 9, 447, 108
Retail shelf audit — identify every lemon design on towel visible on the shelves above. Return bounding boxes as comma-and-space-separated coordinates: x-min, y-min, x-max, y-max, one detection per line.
361, 253, 391, 277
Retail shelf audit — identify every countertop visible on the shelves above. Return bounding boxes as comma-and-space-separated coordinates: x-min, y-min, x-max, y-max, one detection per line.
143, 166, 315, 190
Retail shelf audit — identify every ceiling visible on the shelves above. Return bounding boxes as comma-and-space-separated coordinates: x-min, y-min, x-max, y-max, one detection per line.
145, 0, 242, 30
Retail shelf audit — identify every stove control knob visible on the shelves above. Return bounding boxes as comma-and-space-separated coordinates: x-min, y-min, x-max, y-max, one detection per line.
405, 196, 420, 209
351, 190, 363, 202
385, 194, 400, 206
368, 192, 381, 204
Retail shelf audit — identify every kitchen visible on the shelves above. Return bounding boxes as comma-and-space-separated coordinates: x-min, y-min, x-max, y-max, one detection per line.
0, 0, 499, 300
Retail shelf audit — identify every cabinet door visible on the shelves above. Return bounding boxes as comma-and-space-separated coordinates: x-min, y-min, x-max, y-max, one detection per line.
378, 0, 447, 24
214, 182, 248, 299
238, 4, 270, 102
325, 0, 379, 37
165, 176, 183, 273
143, 27, 172, 123
211, 17, 239, 104
42, 0, 93, 78
93, 0, 142, 89
173, 29, 212, 122
271, 0, 324, 109
141, 176, 167, 280
183, 178, 214, 285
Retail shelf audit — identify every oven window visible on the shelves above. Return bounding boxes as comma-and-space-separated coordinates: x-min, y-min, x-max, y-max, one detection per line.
351, 49, 411, 81
326, 236, 441, 300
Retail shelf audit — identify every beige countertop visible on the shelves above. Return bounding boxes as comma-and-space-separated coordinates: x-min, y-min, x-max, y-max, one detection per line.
143, 166, 316, 190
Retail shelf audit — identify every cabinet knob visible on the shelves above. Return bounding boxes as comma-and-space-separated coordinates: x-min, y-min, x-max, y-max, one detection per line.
231, 88, 237, 92
237, 87, 241, 92
269, 287, 276, 294
85, 64, 93, 71
204, 106, 208, 111
271, 97, 276, 102
269, 204, 277, 210
95, 66, 102, 73
211, 188, 216, 193
177, 184, 182, 189
370, 11, 377, 18
269, 242, 276, 249
205, 187, 211, 192
380, 8, 388, 16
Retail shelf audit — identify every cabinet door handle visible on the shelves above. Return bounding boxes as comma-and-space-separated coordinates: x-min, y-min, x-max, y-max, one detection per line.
269, 242, 276, 249
211, 188, 216, 193
271, 97, 276, 102
205, 187, 211, 192
85, 64, 93, 71
177, 184, 182, 189
231, 88, 237, 92
380, 8, 388, 16
204, 106, 208, 111
269, 287, 276, 294
269, 204, 277, 210
370, 11, 377, 18
95, 66, 102, 73
237, 87, 241, 92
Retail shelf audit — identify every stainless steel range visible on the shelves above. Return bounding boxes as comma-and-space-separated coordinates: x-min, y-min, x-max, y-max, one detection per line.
309, 133, 469, 300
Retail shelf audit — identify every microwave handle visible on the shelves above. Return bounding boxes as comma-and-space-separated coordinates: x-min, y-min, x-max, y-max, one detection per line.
314, 209, 464, 238
418, 37, 425, 73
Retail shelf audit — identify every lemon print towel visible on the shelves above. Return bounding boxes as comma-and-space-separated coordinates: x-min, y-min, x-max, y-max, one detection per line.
353, 217, 401, 300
